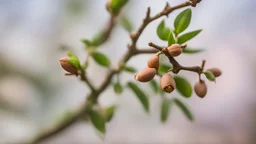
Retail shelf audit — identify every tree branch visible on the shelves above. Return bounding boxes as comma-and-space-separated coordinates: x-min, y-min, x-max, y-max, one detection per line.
29, 1, 202, 143
148, 42, 203, 74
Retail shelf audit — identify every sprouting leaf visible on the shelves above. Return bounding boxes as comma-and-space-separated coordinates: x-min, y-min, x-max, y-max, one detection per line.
127, 82, 149, 113
120, 16, 133, 32
110, 0, 128, 14
158, 64, 171, 75
161, 99, 172, 123
178, 29, 202, 44
157, 20, 171, 41
80, 32, 105, 47
173, 98, 194, 121
149, 79, 158, 93
174, 76, 192, 98
104, 105, 116, 122
204, 71, 216, 82
67, 51, 81, 68
122, 65, 137, 73
168, 31, 176, 46
92, 51, 110, 67
174, 8, 192, 34
183, 48, 204, 54
114, 82, 123, 95
89, 108, 106, 134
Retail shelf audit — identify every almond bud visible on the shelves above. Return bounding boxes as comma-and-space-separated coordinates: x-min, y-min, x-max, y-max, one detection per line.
167, 44, 182, 57
59, 57, 78, 75
160, 73, 176, 93
147, 54, 159, 70
194, 80, 207, 98
206, 68, 222, 77
135, 67, 156, 82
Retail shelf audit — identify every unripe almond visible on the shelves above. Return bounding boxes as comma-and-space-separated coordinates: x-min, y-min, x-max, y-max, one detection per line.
147, 54, 159, 70
135, 67, 156, 82
206, 68, 222, 77
194, 80, 207, 98
59, 57, 78, 75
160, 73, 176, 93
167, 44, 182, 57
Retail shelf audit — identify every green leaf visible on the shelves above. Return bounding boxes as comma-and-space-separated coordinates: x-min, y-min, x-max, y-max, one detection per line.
89, 108, 106, 134
120, 16, 133, 32
80, 32, 105, 47
92, 52, 110, 67
174, 76, 192, 98
158, 64, 171, 75
161, 99, 172, 123
168, 31, 176, 46
114, 82, 123, 95
174, 8, 192, 34
174, 98, 194, 121
204, 71, 216, 82
122, 65, 137, 73
67, 51, 81, 68
157, 20, 171, 41
104, 105, 116, 122
178, 29, 202, 44
183, 48, 204, 54
110, 0, 128, 14
127, 82, 149, 113
149, 79, 158, 93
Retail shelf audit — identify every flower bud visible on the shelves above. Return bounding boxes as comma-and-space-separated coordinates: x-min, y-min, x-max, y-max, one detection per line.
167, 44, 182, 57
134, 67, 156, 82
59, 57, 78, 75
106, 0, 112, 13
160, 73, 176, 93
206, 68, 222, 77
194, 80, 207, 98
147, 54, 159, 70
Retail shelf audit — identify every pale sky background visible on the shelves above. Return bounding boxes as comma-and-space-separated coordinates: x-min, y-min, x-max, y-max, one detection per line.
0, 0, 256, 143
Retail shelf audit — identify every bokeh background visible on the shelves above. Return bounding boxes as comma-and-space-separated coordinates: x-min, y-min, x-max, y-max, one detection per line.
1, 0, 256, 143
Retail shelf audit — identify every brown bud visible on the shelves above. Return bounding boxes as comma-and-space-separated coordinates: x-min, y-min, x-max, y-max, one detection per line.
194, 80, 207, 98
206, 68, 222, 77
160, 73, 176, 93
106, 0, 112, 13
59, 57, 78, 75
167, 44, 182, 57
135, 67, 156, 82
147, 54, 159, 70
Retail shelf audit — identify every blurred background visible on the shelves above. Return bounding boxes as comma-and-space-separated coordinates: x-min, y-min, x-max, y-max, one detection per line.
1, 0, 256, 143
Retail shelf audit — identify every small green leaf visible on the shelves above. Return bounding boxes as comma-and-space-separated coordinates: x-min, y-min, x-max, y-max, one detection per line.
89, 108, 106, 134
104, 105, 116, 122
174, 8, 192, 34
168, 31, 176, 46
92, 52, 110, 67
110, 0, 128, 14
114, 82, 123, 95
157, 20, 171, 41
158, 64, 171, 75
204, 71, 216, 82
67, 51, 81, 68
80, 32, 105, 47
120, 16, 133, 32
183, 48, 204, 54
149, 79, 158, 93
178, 29, 202, 44
174, 98, 194, 121
174, 76, 192, 98
127, 82, 149, 113
161, 99, 172, 123
122, 65, 137, 73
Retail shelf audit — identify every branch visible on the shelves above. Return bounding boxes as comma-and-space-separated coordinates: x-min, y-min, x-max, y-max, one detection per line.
29, 1, 201, 143
149, 42, 203, 74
